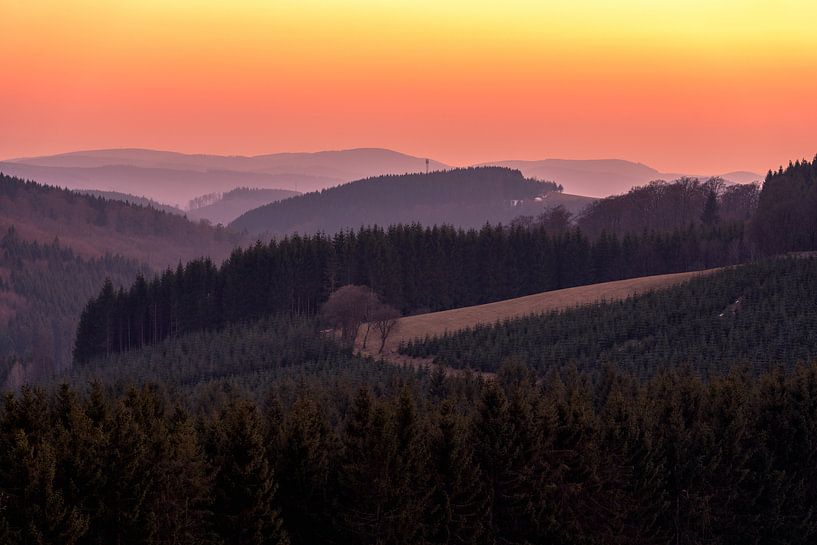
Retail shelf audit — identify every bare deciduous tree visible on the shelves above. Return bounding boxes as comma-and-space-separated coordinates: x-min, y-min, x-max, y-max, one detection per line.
371, 304, 400, 354
319, 285, 381, 348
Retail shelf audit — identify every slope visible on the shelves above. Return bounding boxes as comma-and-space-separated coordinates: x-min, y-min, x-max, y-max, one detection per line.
230, 167, 566, 236
60, 315, 416, 399
186, 187, 301, 225
358, 267, 719, 363
0, 172, 244, 269
400, 257, 817, 378
0, 172, 247, 384
76, 189, 184, 216
0, 230, 146, 385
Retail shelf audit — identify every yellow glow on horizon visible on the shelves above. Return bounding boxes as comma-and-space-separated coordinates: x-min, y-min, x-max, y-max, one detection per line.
1, 0, 816, 174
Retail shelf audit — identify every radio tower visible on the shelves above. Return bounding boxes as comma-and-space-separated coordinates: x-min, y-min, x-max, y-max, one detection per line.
425, 158, 429, 174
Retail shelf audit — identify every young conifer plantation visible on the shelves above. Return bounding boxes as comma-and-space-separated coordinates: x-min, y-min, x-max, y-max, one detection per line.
401, 257, 817, 378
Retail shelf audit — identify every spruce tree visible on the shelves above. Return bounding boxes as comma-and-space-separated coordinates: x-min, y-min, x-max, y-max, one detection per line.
207, 399, 290, 545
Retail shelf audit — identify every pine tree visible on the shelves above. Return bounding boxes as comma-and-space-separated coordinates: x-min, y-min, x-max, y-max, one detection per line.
207, 399, 290, 545
147, 405, 214, 544
425, 400, 490, 544
277, 395, 336, 545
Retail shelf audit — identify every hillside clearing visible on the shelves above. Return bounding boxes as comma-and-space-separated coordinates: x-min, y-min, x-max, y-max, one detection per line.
357, 267, 721, 370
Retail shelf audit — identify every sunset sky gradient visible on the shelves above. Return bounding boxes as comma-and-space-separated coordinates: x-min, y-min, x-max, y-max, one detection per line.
2, 0, 816, 173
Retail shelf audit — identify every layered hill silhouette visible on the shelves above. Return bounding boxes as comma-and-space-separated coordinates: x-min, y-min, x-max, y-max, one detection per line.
4, 148, 761, 206
2, 148, 445, 205
480, 158, 761, 197
76, 186, 301, 226
186, 187, 301, 225
0, 173, 243, 269
229, 167, 588, 236
76, 189, 184, 216
0, 172, 249, 383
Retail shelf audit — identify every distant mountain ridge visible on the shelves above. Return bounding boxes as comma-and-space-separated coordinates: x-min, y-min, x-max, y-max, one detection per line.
479, 158, 761, 197
4, 148, 761, 205
3, 148, 446, 205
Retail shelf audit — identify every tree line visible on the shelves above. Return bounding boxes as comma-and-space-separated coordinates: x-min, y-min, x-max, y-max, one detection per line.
576, 176, 760, 237
752, 156, 817, 254
74, 222, 752, 363
4, 360, 817, 544
63, 315, 417, 400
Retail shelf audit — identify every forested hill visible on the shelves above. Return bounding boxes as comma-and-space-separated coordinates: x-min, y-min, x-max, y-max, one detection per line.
74, 221, 752, 363
229, 167, 569, 236
0, 172, 244, 269
186, 187, 301, 225
0, 229, 145, 386
0, 172, 246, 385
75, 189, 184, 216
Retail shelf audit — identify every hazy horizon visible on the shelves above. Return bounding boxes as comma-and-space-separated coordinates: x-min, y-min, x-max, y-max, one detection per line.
1, 144, 766, 179
4, 1, 817, 178
0, 146, 766, 205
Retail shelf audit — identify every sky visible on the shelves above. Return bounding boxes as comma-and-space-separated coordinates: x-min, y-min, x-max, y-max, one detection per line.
1, 0, 816, 174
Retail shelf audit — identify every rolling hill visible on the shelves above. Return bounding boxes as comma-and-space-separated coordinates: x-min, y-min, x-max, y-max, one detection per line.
229, 167, 581, 236
0, 172, 247, 383
0, 172, 244, 269
75, 189, 184, 216
186, 187, 301, 225
480, 158, 761, 197
3, 147, 446, 205
0, 231, 146, 384
6, 148, 762, 206
400, 257, 817, 378
358, 267, 719, 364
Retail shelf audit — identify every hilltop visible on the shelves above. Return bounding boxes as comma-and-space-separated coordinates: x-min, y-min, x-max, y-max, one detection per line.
2, 147, 446, 205
576, 177, 760, 237
229, 167, 578, 236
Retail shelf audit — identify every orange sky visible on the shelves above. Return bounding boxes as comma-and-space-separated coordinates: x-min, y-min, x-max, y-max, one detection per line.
1, 0, 816, 174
